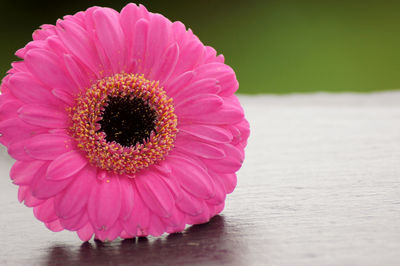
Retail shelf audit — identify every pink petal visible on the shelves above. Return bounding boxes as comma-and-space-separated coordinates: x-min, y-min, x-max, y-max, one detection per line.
166, 223, 186, 234
0, 77, 15, 96
219, 173, 237, 194
203, 46, 220, 64
45, 219, 64, 232
174, 137, 226, 159
63, 54, 92, 90
194, 63, 238, 96
173, 40, 204, 77
147, 215, 166, 237
32, 29, 51, 41
25, 133, 74, 160
95, 220, 123, 241
83, 11, 113, 77
23, 188, 45, 207
31, 170, 74, 200
171, 21, 187, 46
179, 124, 233, 144
25, 48, 75, 93
169, 155, 215, 199
216, 54, 225, 63
0, 118, 45, 146
8, 140, 33, 161
173, 78, 220, 102
8, 72, 58, 105
135, 171, 174, 218
18, 104, 68, 128
131, 19, 149, 73
122, 185, 150, 236
54, 165, 96, 219
120, 3, 140, 58
163, 207, 185, 231
33, 199, 58, 223
46, 36, 68, 58
52, 88, 74, 106
33, 24, 57, 41
0, 77, 11, 94
60, 211, 88, 231
149, 42, 179, 83
175, 94, 223, 116
0, 75, 14, 94
179, 101, 244, 125
10, 61, 29, 73
120, 230, 133, 239
164, 70, 195, 96
46, 150, 88, 181
56, 19, 100, 75
77, 223, 94, 241
48, 128, 69, 134
119, 177, 134, 221
93, 8, 126, 73
206, 175, 227, 205
202, 144, 243, 174
226, 124, 242, 145
153, 161, 172, 176
144, 14, 172, 76
186, 204, 210, 225
15, 48, 25, 59
0, 100, 22, 122
120, 3, 140, 35
16, 40, 46, 59
88, 175, 121, 232
233, 119, 251, 146
137, 4, 151, 20
212, 202, 225, 216
176, 189, 205, 216
63, 12, 86, 27
17, 186, 28, 203
18, 186, 29, 203
10, 160, 46, 185
158, 172, 182, 201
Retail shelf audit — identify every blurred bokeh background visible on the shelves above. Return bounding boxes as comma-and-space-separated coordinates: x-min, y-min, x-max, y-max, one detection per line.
1, 0, 400, 94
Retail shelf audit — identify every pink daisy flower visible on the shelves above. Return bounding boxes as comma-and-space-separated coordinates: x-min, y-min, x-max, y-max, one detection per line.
0, 3, 249, 241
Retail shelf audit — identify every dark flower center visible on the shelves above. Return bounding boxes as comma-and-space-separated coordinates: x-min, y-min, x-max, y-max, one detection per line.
98, 96, 157, 147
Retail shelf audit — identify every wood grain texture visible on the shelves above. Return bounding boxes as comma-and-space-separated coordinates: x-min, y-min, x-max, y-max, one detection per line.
0, 92, 399, 266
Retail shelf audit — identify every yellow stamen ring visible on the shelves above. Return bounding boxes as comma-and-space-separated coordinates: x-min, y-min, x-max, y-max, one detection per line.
68, 73, 178, 175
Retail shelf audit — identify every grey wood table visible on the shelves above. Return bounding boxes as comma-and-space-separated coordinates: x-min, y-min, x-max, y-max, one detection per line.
0, 92, 399, 266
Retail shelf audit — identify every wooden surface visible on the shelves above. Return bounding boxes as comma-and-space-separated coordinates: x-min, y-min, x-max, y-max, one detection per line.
0, 92, 399, 266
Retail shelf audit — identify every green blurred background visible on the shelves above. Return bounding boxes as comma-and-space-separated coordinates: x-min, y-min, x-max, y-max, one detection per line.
1, 0, 400, 94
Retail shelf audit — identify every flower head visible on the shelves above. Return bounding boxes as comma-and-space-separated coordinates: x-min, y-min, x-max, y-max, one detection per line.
0, 3, 249, 241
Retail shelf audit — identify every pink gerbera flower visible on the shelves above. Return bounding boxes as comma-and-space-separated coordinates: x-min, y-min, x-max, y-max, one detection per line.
0, 3, 249, 241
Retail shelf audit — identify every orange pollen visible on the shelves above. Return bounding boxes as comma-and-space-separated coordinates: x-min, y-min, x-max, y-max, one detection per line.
67, 73, 178, 175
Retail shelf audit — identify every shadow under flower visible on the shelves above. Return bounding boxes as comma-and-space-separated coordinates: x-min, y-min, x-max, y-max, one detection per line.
44, 215, 246, 266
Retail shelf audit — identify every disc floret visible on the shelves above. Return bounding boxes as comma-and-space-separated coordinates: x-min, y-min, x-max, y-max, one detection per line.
69, 73, 178, 175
